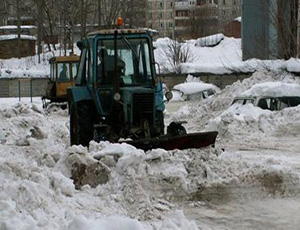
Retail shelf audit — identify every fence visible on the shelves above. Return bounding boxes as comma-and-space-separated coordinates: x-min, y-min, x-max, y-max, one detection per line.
0, 78, 48, 98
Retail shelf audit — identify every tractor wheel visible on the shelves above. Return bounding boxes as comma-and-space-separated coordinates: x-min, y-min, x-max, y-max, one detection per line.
70, 101, 95, 147
155, 110, 165, 136
167, 122, 187, 137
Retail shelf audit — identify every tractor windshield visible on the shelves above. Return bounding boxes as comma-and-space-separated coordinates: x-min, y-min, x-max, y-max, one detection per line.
57, 63, 70, 82
97, 37, 153, 86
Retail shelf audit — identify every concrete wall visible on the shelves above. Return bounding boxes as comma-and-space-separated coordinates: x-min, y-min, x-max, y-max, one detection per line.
0, 73, 252, 98
160, 72, 252, 89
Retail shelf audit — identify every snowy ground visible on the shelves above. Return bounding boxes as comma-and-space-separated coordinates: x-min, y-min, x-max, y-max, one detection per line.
1, 70, 300, 229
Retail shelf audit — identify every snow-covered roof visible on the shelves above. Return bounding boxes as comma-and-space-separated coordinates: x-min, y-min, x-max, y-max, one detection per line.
0, 25, 37, 30
173, 82, 218, 95
195, 33, 224, 47
239, 82, 300, 97
234, 16, 242, 22
0, 34, 36, 41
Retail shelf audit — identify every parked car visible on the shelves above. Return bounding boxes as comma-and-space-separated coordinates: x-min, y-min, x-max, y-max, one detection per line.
232, 82, 300, 111
171, 82, 219, 101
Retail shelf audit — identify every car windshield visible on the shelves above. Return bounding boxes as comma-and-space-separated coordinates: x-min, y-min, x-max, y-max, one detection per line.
97, 37, 153, 86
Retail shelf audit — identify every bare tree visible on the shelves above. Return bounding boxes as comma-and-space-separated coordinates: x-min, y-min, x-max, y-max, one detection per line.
262, 0, 298, 59
98, 0, 122, 27
0, 1, 10, 26
188, 5, 219, 38
164, 38, 192, 73
120, 0, 146, 28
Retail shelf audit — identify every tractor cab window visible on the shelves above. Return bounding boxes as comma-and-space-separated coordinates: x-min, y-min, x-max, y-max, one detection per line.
58, 63, 70, 82
50, 63, 55, 81
97, 37, 153, 86
72, 62, 78, 80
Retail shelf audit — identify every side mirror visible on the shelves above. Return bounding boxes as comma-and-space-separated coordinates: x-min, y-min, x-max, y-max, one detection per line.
165, 91, 173, 101
155, 62, 161, 75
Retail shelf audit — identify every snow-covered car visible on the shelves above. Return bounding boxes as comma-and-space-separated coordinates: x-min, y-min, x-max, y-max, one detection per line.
232, 82, 300, 111
171, 82, 219, 101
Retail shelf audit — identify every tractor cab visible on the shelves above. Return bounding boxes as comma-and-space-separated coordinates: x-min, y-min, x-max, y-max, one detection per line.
42, 55, 79, 108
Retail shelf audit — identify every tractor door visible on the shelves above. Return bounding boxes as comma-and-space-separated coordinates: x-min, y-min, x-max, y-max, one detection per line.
56, 60, 78, 98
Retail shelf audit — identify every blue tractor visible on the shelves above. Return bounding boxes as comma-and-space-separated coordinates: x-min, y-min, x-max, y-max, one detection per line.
67, 27, 217, 150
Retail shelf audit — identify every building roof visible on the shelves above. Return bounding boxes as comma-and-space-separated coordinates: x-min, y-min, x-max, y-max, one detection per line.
88, 28, 149, 36
0, 34, 36, 41
0, 25, 37, 30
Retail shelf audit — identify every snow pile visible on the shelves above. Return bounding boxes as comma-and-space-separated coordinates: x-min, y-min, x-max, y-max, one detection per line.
2, 69, 300, 228
0, 100, 204, 229
286, 58, 300, 72
2, 93, 298, 229
166, 71, 300, 143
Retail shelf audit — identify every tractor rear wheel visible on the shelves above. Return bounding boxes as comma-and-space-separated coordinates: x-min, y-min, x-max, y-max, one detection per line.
70, 101, 95, 147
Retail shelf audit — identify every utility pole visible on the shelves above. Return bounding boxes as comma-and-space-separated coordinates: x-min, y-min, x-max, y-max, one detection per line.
37, 0, 44, 63
98, 0, 102, 29
16, 0, 21, 59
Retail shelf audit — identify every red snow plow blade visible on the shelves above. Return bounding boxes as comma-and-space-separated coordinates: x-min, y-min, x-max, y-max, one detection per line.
121, 131, 218, 151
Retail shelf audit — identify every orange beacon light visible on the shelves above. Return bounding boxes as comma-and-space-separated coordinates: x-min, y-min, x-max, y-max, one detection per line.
117, 17, 124, 27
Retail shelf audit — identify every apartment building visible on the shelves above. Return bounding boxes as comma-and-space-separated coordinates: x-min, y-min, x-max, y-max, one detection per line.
218, 0, 242, 32
174, 0, 219, 39
174, 0, 196, 39
146, 0, 175, 38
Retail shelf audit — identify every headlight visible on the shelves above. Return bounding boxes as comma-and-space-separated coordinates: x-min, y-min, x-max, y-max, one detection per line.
165, 91, 173, 101
113, 93, 121, 101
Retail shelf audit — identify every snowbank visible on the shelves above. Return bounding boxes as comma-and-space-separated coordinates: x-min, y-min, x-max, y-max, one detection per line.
2, 70, 300, 229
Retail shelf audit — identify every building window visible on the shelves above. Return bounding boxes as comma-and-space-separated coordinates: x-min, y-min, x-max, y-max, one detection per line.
159, 13, 163, 18
223, 0, 226, 5
160, 2, 163, 8
160, 23, 163, 29
168, 22, 173, 28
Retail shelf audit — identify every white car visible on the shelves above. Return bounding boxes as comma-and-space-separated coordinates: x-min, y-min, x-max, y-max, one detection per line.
171, 82, 219, 101
232, 82, 300, 111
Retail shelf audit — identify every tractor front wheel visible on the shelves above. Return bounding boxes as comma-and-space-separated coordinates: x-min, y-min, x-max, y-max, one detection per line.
70, 101, 95, 147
